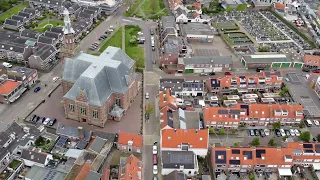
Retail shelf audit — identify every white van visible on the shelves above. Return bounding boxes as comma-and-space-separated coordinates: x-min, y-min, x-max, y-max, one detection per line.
2, 62, 12, 68
305, 119, 313, 127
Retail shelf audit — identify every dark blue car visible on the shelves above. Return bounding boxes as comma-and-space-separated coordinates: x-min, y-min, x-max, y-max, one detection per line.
34, 87, 41, 93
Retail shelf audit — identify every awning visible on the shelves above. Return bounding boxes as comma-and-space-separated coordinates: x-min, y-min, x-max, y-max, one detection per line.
313, 163, 320, 170
278, 168, 292, 176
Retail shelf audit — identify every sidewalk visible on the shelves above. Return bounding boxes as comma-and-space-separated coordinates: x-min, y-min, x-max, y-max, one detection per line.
122, 24, 125, 51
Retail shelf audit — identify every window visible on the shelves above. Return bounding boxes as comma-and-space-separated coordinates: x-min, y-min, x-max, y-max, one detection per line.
69, 104, 74, 112
116, 97, 121, 106
80, 107, 86, 115
137, 149, 141, 153
93, 110, 98, 119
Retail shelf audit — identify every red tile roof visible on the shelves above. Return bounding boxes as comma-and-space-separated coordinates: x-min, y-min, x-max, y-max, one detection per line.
101, 168, 110, 180
304, 55, 320, 66
159, 89, 178, 130
0, 80, 20, 95
118, 132, 143, 148
274, 3, 286, 10
161, 129, 209, 149
75, 163, 92, 180
119, 155, 143, 180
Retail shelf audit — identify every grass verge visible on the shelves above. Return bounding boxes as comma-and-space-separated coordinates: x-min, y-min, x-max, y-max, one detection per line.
124, 0, 144, 17
125, 25, 145, 68
0, 2, 29, 22
99, 28, 122, 52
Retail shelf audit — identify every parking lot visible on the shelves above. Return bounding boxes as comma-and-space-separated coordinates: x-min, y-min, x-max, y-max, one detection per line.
28, 85, 142, 134
285, 73, 320, 117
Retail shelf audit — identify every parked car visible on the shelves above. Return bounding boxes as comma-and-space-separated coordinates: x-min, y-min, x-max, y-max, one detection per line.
152, 47, 155, 51
153, 145, 157, 154
43, 118, 51, 125
200, 73, 208, 76
145, 93, 150, 99
275, 129, 281, 137
302, 68, 310, 72
3, 62, 12, 68
153, 165, 158, 175
48, 118, 56, 126
312, 69, 320, 73
294, 129, 300, 136
52, 77, 59, 82
249, 129, 254, 136
34, 87, 41, 93
264, 129, 270, 136
153, 177, 158, 180
209, 72, 216, 76
30, 114, 37, 122
314, 120, 320, 126
285, 129, 290, 136
150, 29, 154, 35
225, 72, 231, 76
259, 129, 265, 137
153, 155, 157, 165
289, 129, 295, 136
254, 129, 259, 136
256, 67, 264, 72
280, 129, 286, 136
41, 117, 46, 123
35, 116, 41, 123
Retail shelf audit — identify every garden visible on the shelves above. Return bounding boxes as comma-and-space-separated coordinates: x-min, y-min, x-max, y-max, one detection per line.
33, 19, 64, 32
125, 25, 145, 68
0, 1, 29, 22
8, 159, 22, 170
33, 136, 55, 153
141, 0, 168, 19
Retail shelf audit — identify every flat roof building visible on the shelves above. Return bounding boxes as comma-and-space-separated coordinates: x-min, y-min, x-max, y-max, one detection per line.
181, 23, 214, 43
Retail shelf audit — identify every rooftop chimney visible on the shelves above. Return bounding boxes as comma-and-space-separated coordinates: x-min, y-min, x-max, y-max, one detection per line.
174, 129, 177, 133
196, 129, 198, 134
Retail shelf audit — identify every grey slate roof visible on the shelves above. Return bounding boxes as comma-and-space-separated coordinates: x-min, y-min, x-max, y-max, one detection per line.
56, 123, 92, 142
44, 31, 61, 39
18, 12, 31, 18
29, 0, 62, 5
179, 56, 233, 65
89, 137, 106, 153
25, 165, 67, 180
62, 1, 72, 8
4, 19, 20, 26
164, 38, 180, 54
34, 45, 57, 60
11, 15, 26, 22
161, 16, 176, 29
83, 9, 96, 15
23, 8, 37, 15
85, 171, 101, 180
0, 42, 25, 53
10, 66, 37, 78
92, 131, 116, 142
164, 170, 187, 180
62, 46, 136, 106
50, 27, 63, 34
0, 30, 20, 41
20, 29, 39, 39
162, 151, 195, 169
21, 149, 48, 164
176, 7, 187, 17
38, 35, 55, 44
0, 132, 10, 147
159, 78, 184, 93
78, 12, 92, 19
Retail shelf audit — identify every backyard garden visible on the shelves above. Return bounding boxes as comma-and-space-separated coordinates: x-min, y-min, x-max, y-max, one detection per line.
33, 136, 56, 153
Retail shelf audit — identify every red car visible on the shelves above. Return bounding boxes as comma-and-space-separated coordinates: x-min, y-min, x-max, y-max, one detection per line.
312, 69, 320, 73
225, 72, 231, 76
153, 155, 157, 165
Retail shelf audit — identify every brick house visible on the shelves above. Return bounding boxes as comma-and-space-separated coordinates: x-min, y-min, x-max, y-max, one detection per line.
62, 46, 139, 128
117, 132, 143, 153
159, 38, 183, 73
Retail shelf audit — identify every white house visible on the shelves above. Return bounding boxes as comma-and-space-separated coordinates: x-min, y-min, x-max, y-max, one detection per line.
160, 129, 209, 157
161, 151, 199, 176
21, 149, 53, 167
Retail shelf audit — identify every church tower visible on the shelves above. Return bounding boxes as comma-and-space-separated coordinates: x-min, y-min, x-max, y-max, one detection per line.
60, 8, 80, 62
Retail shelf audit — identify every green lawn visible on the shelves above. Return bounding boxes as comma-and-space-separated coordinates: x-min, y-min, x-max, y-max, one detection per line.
125, 25, 144, 68
141, 0, 168, 18
9, 159, 22, 170
99, 28, 122, 52
0, 2, 29, 22
34, 19, 64, 32
235, 4, 248, 11
125, 0, 144, 17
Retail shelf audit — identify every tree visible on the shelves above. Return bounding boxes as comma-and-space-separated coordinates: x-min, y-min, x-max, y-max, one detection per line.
233, 142, 239, 146
268, 138, 277, 147
299, 131, 311, 142
280, 86, 289, 97
146, 103, 154, 115
218, 129, 225, 135
272, 121, 281, 130
317, 134, 320, 142
251, 137, 260, 146
299, 121, 305, 129
150, 0, 157, 14
249, 173, 255, 180
208, 128, 215, 134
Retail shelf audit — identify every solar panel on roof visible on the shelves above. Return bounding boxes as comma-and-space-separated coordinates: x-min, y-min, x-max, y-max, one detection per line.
303, 144, 313, 148
215, 151, 227, 164
232, 149, 240, 154
243, 151, 252, 159
218, 110, 228, 114
256, 149, 266, 158
229, 160, 240, 165
316, 144, 320, 149
304, 149, 314, 153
